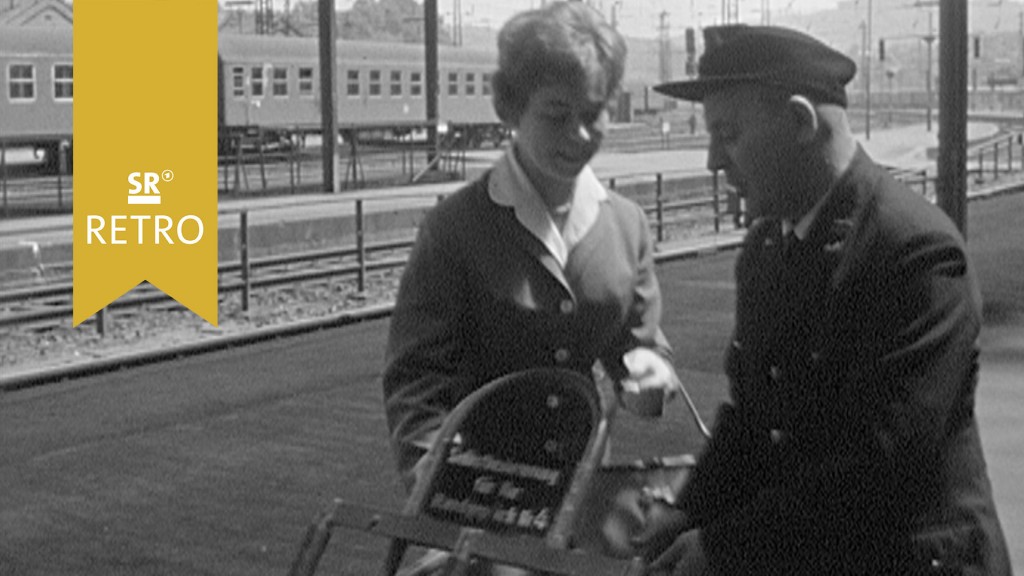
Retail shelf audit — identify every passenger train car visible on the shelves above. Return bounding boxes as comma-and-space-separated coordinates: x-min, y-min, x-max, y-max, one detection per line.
0, 27, 74, 172
0, 26, 506, 172
217, 33, 502, 145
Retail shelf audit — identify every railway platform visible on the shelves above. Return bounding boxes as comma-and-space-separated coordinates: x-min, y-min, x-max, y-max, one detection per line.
0, 121, 1011, 282
0, 190, 1021, 576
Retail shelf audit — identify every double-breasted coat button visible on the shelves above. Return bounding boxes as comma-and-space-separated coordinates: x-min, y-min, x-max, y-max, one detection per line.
559, 299, 574, 314
769, 365, 782, 381
554, 348, 570, 363
770, 429, 788, 444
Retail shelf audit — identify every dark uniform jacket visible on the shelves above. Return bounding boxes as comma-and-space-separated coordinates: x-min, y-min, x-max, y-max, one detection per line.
678, 148, 1012, 576
382, 168, 671, 486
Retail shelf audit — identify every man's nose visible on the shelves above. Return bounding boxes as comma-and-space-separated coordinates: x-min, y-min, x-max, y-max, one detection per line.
706, 138, 727, 172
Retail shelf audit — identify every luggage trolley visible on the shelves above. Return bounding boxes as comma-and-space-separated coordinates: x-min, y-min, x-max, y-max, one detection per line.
287, 368, 706, 576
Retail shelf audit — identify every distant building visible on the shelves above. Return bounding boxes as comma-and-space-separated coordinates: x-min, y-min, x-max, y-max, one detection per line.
0, 0, 72, 27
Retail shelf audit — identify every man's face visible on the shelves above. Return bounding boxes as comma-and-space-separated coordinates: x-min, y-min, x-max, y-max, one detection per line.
702, 85, 802, 222
513, 82, 608, 188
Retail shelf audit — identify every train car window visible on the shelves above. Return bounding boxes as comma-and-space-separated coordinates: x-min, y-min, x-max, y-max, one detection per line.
8, 63, 36, 102
272, 67, 288, 97
346, 70, 360, 96
465, 72, 476, 96
251, 66, 265, 98
390, 70, 402, 97
448, 72, 459, 96
410, 71, 423, 97
370, 69, 382, 96
482, 73, 493, 97
231, 66, 245, 99
298, 67, 314, 97
369, 70, 382, 97
53, 64, 73, 101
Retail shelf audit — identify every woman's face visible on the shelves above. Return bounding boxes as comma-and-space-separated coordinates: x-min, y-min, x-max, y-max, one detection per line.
512, 81, 609, 190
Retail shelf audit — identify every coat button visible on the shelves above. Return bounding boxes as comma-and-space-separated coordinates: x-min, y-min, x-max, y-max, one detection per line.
554, 348, 570, 363
769, 365, 781, 381
770, 429, 788, 444
559, 299, 574, 314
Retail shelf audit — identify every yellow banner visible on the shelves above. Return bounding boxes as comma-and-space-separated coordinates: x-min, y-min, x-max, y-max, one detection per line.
73, 1, 218, 327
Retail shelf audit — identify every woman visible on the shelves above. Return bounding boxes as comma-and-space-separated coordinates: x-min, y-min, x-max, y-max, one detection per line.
382, 1, 679, 491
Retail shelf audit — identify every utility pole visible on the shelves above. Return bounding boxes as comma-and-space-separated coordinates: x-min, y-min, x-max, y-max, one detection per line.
923, 10, 936, 133
283, 0, 291, 36
256, 0, 273, 35
721, 0, 739, 24
610, 0, 622, 29
937, 0, 969, 235
864, 0, 873, 140
425, 0, 440, 170
452, 0, 462, 46
658, 11, 671, 84
318, 0, 340, 192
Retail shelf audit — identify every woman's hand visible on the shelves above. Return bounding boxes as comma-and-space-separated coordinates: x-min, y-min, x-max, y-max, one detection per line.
618, 348, 682, 416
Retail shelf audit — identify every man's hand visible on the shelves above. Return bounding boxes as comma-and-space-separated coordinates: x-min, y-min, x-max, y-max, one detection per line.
629, 501, 692, 563
643, 528, 709, 576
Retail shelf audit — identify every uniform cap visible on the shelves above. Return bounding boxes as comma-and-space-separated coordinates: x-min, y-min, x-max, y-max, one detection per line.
654, 25, 857, 107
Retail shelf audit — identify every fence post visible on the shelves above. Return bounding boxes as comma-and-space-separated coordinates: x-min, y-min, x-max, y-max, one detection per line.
1, 140, 7, 219
297, 136, 304, 186
234, 138, 243, 191
221, 151, 228, 192
655, 173, 664, 243
1011, 135, 1016, 172
356, 198, 366, 293
608, 177, 616, 191
96, 307, 106, 337
994, 141, 1000, 180
290, 140, 297, 194
1008, 135, 1014, 173
258, 129, 268, 190
240, 210, 251, 312
712, 180, 721, 235
57, 141, 69, 210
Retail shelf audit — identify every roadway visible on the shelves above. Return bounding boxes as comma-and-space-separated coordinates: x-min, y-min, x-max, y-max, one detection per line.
1, 190, 1021, 576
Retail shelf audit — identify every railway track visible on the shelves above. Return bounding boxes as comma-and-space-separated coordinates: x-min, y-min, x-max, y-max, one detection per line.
3, 174, 1023, 391
5, 136, 1023, 334
0, 236, 416, 331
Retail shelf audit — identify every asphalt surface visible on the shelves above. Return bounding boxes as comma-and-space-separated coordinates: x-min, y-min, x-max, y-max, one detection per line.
1, 192, 1021, 576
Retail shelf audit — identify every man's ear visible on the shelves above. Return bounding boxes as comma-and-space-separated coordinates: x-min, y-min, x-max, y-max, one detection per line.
787, 94, 819, 143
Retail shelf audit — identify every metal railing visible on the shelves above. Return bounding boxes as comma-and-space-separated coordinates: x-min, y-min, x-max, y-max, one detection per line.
1, 172, 740, 332
5, 135, 1023, 334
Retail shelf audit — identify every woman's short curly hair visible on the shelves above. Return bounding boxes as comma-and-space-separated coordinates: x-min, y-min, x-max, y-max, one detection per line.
491, 1, 627, 124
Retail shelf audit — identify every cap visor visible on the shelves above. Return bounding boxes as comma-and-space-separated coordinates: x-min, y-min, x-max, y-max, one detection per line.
655, 79, 719, 101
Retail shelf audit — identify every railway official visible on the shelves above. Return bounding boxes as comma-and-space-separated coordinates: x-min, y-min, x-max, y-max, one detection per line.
382, 0, 680, 494
634, 25, 1013, 576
